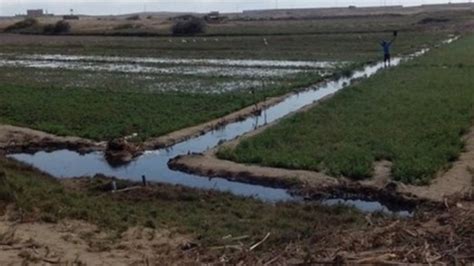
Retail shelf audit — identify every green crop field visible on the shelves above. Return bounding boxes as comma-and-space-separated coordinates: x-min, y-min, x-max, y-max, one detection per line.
218, 35, 474, 185
0, 31, 445, 141
0, 31, 442, 61
0, 72, 326, 140
0, 14, 456, 141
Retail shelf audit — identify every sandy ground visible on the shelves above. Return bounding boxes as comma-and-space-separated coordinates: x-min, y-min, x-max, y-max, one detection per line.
0, 208, 192, 265
0, 124, 103, 154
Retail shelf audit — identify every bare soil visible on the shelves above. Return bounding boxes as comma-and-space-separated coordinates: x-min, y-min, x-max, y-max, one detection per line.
0, 211, 192, 265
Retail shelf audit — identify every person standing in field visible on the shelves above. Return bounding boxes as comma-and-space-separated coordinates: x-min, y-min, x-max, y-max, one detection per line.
381, 31, 398, 67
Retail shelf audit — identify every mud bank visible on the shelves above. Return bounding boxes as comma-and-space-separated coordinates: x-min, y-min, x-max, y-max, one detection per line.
168, 153, 339, 189
169, 152, 436, 211
0, 125, 103, 154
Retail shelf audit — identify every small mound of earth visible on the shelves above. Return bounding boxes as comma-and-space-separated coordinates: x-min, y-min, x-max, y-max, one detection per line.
105, 138, 142, 166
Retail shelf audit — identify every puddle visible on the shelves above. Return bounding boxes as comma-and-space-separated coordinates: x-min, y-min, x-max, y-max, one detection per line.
8, 46, 437, 215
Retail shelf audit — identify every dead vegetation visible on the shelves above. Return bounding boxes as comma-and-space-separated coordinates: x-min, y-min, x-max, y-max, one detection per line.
190, 202, 474, 264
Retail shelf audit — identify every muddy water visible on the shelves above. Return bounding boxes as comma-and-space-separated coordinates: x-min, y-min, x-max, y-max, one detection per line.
9, 49, 431, 215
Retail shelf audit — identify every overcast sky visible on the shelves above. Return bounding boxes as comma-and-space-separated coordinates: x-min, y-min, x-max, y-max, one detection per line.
0, 0, 470, 16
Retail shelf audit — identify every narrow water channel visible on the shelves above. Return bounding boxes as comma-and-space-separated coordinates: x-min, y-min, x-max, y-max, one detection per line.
8, 46, 438, 215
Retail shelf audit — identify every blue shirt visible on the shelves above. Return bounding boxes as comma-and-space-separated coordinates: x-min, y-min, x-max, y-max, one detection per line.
381, 41, 392, 55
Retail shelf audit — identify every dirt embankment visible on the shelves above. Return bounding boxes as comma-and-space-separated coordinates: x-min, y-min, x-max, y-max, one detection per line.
1, 198, 473, 264
0, 124, 104, 154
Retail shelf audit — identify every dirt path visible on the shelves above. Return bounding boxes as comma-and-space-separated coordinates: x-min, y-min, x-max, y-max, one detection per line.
170, 152, 342, 189
0, 214, 191, 265
0, 124, 104, 154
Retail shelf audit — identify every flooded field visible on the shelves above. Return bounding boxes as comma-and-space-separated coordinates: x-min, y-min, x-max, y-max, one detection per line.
0, 53, 342, 94
4, 53, 344, 69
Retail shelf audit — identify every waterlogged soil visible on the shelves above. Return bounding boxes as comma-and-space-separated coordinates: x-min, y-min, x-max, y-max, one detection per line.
4, 53, 344, 69
0, 53, 339, 79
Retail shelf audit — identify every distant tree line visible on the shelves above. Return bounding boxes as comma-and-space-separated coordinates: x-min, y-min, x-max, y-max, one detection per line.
4, 18, 71, 35
171, 15, 206, 36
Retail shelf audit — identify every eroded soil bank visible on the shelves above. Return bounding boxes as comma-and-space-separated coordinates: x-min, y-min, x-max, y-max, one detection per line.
0, 124, 103, 154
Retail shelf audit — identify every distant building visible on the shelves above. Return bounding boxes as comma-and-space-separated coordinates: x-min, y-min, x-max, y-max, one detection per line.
27, 9, 44, 17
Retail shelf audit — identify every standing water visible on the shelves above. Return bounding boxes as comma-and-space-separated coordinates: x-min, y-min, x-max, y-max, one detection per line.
8, 46, 439, 214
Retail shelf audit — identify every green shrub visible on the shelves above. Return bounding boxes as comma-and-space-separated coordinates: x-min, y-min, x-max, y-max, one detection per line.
172, 16, 206, 35
4, 18, 39, 33
43, 20, 71, 35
